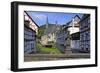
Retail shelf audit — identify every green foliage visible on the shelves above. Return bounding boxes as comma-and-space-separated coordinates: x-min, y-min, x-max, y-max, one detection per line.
36, 43, 61, 54
37, 27, 44, 39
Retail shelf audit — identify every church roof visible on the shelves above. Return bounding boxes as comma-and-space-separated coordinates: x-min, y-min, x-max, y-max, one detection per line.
44, 24, 61, 34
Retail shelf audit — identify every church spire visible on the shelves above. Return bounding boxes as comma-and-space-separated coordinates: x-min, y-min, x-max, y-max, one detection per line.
55, 21, 58, 25
46, 16, 49, 29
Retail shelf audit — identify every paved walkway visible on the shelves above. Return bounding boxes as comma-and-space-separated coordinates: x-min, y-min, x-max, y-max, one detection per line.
24, 53, 90, 62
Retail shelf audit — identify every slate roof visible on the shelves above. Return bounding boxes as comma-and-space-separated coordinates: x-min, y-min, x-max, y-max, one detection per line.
67, 15, 80, 27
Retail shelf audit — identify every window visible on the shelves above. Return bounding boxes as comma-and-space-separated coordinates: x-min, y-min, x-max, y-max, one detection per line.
88, 18, 90, 24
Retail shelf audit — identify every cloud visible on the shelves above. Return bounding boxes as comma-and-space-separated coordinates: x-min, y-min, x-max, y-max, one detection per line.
30, 13, 46, 21
27, 12, 47, 26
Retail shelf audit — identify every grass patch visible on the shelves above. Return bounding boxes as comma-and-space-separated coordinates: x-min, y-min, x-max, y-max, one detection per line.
36, 43, 62, 54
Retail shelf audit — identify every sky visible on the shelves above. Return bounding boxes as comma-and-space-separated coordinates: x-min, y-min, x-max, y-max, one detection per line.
27, 11, 84, 26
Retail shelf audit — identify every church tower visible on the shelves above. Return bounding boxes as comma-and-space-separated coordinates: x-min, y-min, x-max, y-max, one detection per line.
46, 16, 49, 29
44, 16, 49, 34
